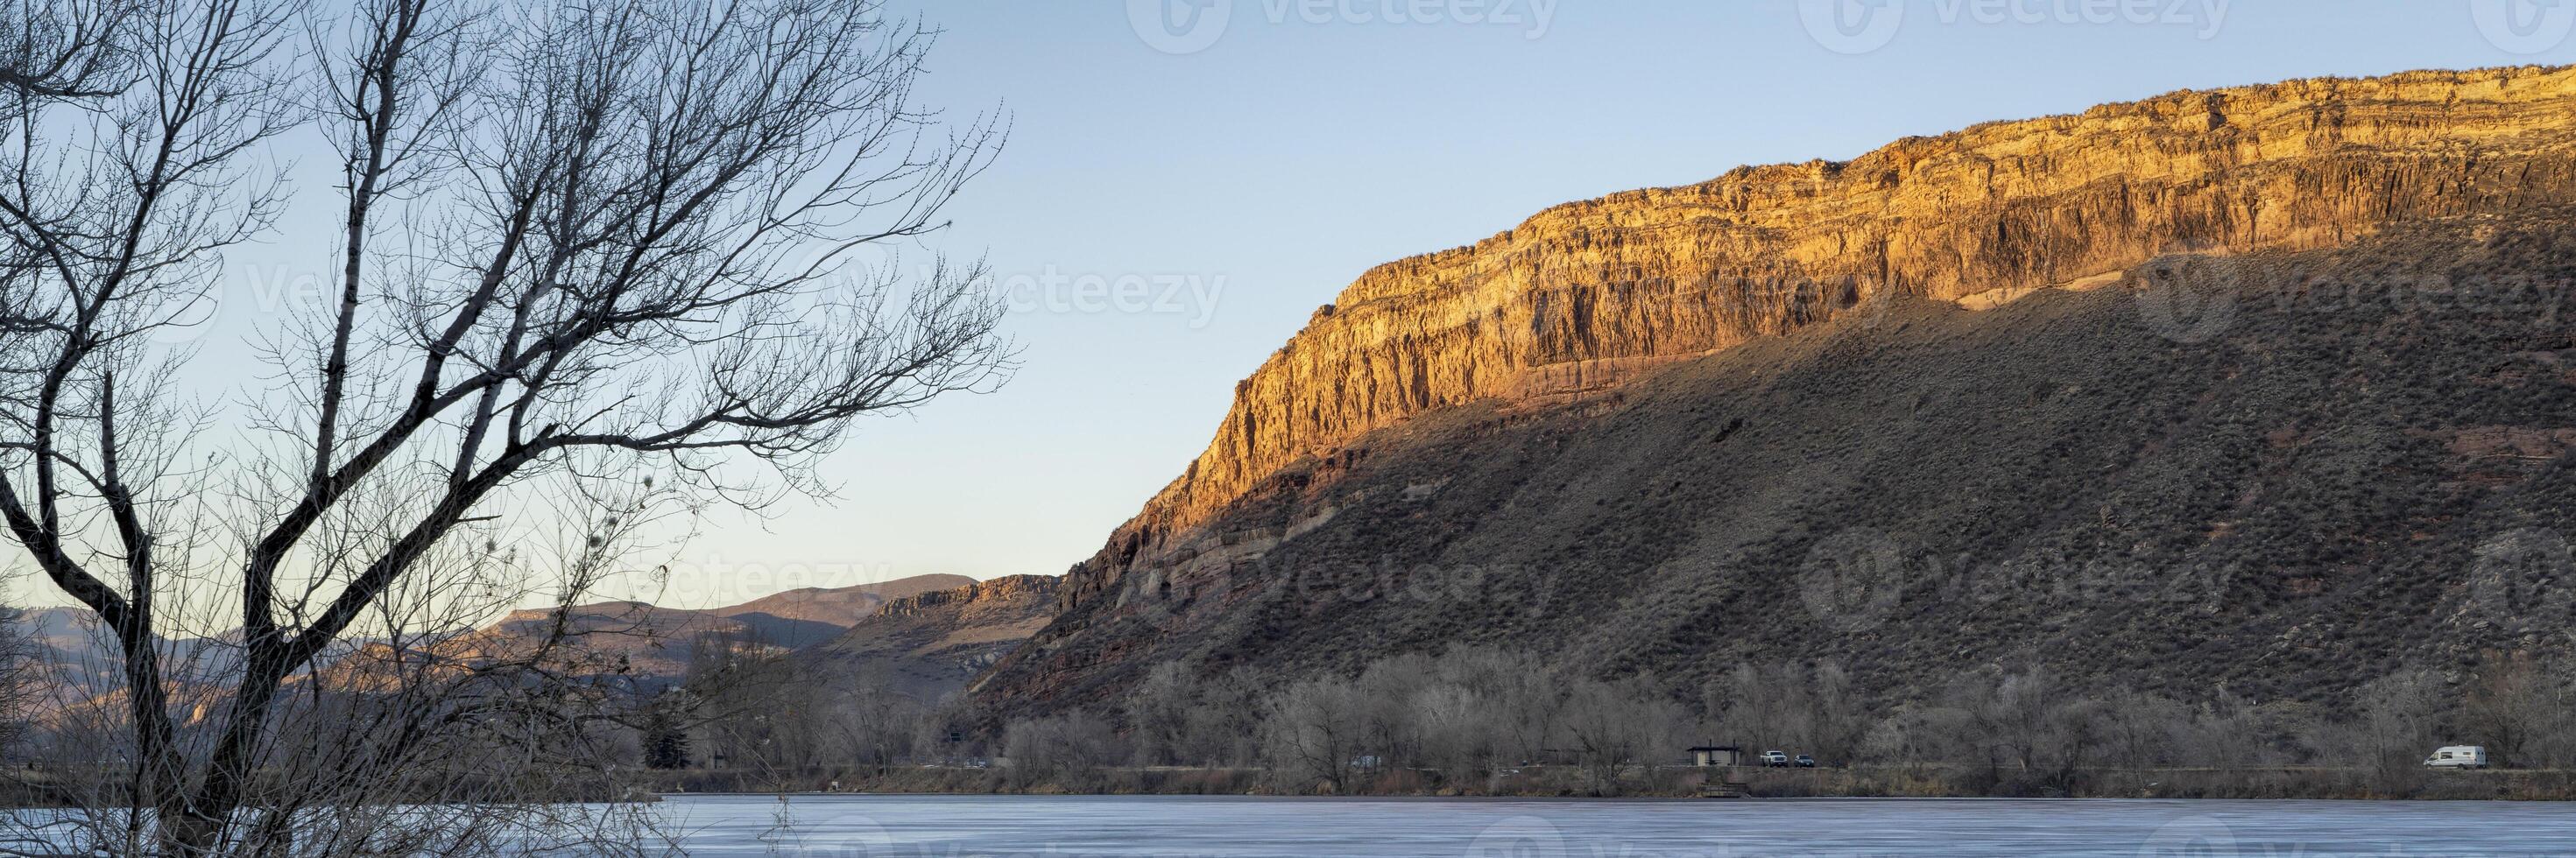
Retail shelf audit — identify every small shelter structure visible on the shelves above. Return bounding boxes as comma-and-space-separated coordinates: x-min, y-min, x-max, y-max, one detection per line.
1688, 745, 1745, 767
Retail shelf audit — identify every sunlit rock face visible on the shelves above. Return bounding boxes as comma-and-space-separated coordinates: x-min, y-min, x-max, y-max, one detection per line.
1094, 66, 2576, 594
973, 66, 2576, 715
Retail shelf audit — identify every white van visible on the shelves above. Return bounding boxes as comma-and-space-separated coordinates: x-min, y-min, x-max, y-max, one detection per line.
2423, 746, 2490, 770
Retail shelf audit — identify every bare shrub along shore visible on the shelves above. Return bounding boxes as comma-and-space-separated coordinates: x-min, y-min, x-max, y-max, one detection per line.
632, 644, 2576, 800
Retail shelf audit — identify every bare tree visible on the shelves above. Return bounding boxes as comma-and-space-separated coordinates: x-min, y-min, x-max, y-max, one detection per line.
1947, 665, 2058, 773
9, 494, 681, 855
0, 603, 38, 765
678, 630, 807, 783
1352, 653, 1432, 770
1410, 680, 1495, 784
2100, 688, 2186, 773
2174, 686, 2272, 769
1464, 649, 1558, 768
998, 709, 1119, 791
1120, 660, 1196, 767
1259, 675, 1364, 793
2345, 668, 2445, 793
1560, 676, 1683, 796
0, 0, 1006, 851
1803, 661, 1866, 764
1713, 661, 1813, 756
832, 659, 928, 770
1859, 702, 1958, 775
2037, 696, 2107, 787
1176, 665, 1262, 768
2463, 651, 2563, 769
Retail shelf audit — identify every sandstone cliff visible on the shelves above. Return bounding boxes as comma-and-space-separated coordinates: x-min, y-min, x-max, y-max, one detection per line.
1081, 65, 2576, 610
972, 65, 2576, 718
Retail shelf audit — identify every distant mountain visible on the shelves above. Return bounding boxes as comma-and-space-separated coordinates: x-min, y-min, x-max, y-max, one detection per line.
709, 575, 972, 648
21, 607, 109, 668
432, 574, 982, 679
461, 600, 748, 679
9, 574, 978, 690
11, 606, 244, 698
23, 607, 99, 654
15, 607, 123, 698
794, 575, 1061, 702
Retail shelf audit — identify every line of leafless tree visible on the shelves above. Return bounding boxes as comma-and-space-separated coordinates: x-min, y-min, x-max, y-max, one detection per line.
0, 0, 1007, 849
609, 640, 2576, 798
338, 625, 2576, 800
963, 648, 2576, 797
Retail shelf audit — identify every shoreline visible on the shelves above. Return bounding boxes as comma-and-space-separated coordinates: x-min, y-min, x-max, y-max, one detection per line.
638, 764, 2576, 803
654, 791, 2570, 804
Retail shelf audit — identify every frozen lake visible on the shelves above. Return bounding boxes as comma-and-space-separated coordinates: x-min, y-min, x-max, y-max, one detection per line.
650, 793, 2576, 857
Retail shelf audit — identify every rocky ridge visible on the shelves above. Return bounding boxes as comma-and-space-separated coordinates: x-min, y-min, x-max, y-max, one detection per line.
798, 575, 1062, 702
1076, 66, 2576, 609
971, 65, 2576, 717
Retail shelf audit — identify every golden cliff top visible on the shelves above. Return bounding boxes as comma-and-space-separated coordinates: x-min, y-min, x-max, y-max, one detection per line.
1090, 64, 2576, 586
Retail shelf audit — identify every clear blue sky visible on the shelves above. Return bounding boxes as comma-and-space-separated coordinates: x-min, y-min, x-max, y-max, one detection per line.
697, 0, 2559, 606
11, 1, 2572, 610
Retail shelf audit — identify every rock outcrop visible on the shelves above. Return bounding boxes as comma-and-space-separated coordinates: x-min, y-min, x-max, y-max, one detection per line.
711, 574, 975, 647
970, 65, 2576, 718
796, 575, 1062, 702
1083, 66, 2576, 612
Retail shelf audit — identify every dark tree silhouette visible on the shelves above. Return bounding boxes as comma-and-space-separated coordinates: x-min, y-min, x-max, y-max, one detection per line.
0, 0, 1006, 851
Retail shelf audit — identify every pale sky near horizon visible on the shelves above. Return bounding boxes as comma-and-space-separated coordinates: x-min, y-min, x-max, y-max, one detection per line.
6, 1, 2573, 612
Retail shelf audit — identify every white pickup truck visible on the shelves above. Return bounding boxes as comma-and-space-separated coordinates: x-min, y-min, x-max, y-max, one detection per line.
2423, 746, 2490, 770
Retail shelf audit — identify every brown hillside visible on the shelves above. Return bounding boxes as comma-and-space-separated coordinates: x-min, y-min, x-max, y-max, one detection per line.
713, 575, 975, 627
325, 574, 981, 683
710, 575, 977, 646
797, 575, 1061, 702
968, 66, 2576, 719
